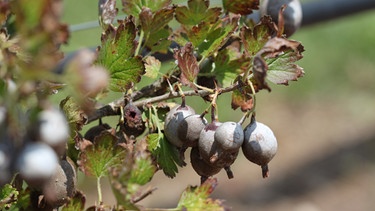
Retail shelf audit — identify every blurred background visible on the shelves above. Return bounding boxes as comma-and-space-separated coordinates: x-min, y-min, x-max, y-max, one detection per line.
59, 0, 375, 210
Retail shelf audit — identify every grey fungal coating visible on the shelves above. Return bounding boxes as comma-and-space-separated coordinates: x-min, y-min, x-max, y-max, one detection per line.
164, 105, 195, 147
198, 121, 222, 164
43, 158, 77, 207
242, 121, 278, 166
214, 121, 244, 151
178, 114, 208, 147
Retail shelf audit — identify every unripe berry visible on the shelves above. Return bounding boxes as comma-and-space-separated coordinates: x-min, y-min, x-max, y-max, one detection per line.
260, 0, 302, 37
164, 105, 195, 147
242, 121, 278, 178
178, 114, 208, 147
214, 121, 244, 152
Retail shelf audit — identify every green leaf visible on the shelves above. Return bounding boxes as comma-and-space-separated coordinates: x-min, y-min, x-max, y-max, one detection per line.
177, 178, 225, 210
61, 190, 86, 211
122, 0, 171, 16
252, 37, 305, 90
140, 6, 174, 36
214, 45, 249, 87
96, 18, 145, 92
241, 16, 277, 57
223, 0, 259, 15
78, 131, 126, 178
147, 133, 184, 178
174, 42, 199, 87
198, 15, 240, 58
144, 56, 161, 79
144, 26, 172, 54
175, 0, 221, 26
0, 184, 18, 208
129, 139, 156, 185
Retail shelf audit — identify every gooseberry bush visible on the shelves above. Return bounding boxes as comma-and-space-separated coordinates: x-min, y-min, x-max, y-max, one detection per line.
0, 0, 304, 210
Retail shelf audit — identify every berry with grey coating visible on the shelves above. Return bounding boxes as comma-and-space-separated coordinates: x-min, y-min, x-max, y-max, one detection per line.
242, 121, 278, 178
178, 114, 208, 147
164, 104, 195, 148
214, 121, 244, 152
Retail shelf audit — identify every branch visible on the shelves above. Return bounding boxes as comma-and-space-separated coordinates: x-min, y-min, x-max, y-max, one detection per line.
87, 82, 239, 123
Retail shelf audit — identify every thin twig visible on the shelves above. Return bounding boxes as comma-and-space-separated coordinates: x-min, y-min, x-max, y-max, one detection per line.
87, 82, 240, 123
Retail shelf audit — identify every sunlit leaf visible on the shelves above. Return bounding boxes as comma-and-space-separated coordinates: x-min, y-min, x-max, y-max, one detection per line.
241, 16, 277, 56
177, 178, 225, 210
223, 0, 259, 15
253, 37, 305, 91
174, 42, 199, 87
198, 15, 240, 58
175, 0, 221, 26
231, 78, 254, 111
214, 45, 249, 87
122, 0, 171, 16
147, 133, 184, 178
96, 18, 145, 92
78, 131, 126, 178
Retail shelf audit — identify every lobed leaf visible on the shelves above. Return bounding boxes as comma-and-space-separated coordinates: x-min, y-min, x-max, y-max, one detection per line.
198, 15, 240, 58
147, 133, 184, 178
96, 18, 145, 92
78, 131, 126, 178
122, 0, 171, 16
253, 37, 305, 91
241, 16, 278, 57
214, 45, 249, 87
174, 42, 199, 87
223, 0, 259, 15
175, 0, 221, 26
177, 178, 225, 210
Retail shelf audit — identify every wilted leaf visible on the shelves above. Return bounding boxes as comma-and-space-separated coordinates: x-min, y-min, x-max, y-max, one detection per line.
241, 16, 278, 56
223, 0, 259, 15
175, 0, 221, 26
122, 0, 171, 16
98, 0, 118, 27
60, 96, 86, 132
177, 178, 225, 210
147, 133, 184, 178
253, 37, 304, 90
78, 131, 126, 178
231, 78, 254, 111
174, 42, 199, 87
96, 17, 145, 92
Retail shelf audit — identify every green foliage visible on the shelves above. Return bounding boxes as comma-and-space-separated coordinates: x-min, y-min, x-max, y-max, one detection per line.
78, 131, 126, 178
0, 0, 305, 210
96, 18, 145, 92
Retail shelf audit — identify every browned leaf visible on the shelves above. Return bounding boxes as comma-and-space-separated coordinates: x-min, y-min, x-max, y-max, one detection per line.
174, 42, 199, 87
231, 76, 254, 111
252, 37, 305, 90
223, 0, 259, 15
